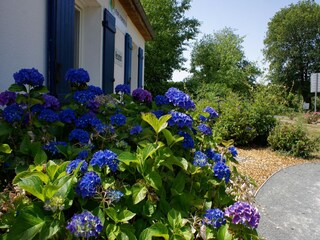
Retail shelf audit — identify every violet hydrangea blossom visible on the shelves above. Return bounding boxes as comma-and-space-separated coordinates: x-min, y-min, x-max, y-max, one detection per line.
203, 208, 226, 228
225, 201, 260, 229
0, 91, 16, 106
132, 88, 152, 103
43, 94, 60, 110
66, 211, 103, 238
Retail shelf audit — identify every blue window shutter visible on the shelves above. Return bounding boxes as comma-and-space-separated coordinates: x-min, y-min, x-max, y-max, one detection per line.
48, 0, 75, 99
102, 8, 116, 94
137, 47, 144, 88
124, 33, 132, 89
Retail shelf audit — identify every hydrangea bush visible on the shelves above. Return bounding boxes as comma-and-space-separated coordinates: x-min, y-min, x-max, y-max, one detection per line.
0, 68, 260, 239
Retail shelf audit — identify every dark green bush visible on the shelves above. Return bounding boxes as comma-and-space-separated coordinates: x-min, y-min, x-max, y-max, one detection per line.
267, 122, 318, 158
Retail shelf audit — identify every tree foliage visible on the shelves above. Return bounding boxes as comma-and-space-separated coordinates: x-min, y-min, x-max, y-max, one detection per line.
189, 28, 260, 96
141, 0, 200, 95
263, 0, 320, 102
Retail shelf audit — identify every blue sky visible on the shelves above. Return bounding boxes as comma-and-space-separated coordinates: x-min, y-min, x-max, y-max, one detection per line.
172, 0, 320, 82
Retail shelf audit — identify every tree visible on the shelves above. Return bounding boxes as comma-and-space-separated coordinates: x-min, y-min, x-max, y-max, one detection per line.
189, 28, 260, 96
263, 0, 320, 102
141, 0, 200, 94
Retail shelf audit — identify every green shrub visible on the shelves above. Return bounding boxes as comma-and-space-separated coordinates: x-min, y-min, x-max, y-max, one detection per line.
267, 122, 318, 158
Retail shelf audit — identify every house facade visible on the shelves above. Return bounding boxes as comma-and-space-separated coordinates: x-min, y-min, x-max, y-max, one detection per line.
0, 0, 154, 97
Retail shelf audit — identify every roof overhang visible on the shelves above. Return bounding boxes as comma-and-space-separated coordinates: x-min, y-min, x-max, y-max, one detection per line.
118, 0, 155, 41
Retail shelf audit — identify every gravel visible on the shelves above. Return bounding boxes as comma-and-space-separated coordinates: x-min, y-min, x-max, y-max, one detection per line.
235, 147, 320, 190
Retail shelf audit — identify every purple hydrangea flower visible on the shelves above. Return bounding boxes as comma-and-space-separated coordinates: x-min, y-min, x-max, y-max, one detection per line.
206, 148, 223, 162
225, 201, 260, 229
197, 123, 212, 135
13, 68, 44, 87
132, 88, 152, 103
75, 171, 101, 198
43, 94, 60, 110
203, 208, 226, 228
110, 113, 126, 126
115, 84, 130, 94
43, 141, 67, 156
0, 91, 16, 106
2, 103, 24, 123
66, 211, 103, 238
164, 87, 195, 110
193, 151, 208, 167
59, 109, 76, 124
66, 159, 88, 174
228, 146, 238, 157
105, 189, 124, 203
203, 106, 218, 118
65, 68, 90, 85
69, 129, 90, 144
38, 109, 59, 123
213, 161, 230, 183
154, 95, 169, 106
168, 111, 193, 128
90, 149, 119, 172
178, 131, 194, 149
130, 125, 143, 135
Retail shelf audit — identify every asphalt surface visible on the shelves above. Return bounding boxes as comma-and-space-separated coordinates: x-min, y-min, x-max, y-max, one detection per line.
255, 163, 320, 240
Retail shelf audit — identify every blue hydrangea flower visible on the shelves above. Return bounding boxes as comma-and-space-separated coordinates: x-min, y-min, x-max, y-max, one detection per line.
66, 211, 103, 238
178, 131, 194, 149
193, 151, 208, 167
168, 111, 193, 128
76, 112, 95, 129
66, 159, 88, 174
213, 161, 231, 183
69, 129, 90, 144
115, 84, 130, 94
132, 88, 152, 103
164, 87, 195, 110
31, 104, 44, 113
152, 110, 165, 119
38, 109, 59, 123
76, 171, 101, 198
105, 189, 124, 203
199, 114, 208, 122
197, 123, 212, 135
2, 103, 24, 123
13, 68, 44, 87
87, 85, 104, 95
110, 113, 126, 126
73, 89, 96, 104
59, 109, 76, 124
77, 150, 89, 159
206, 148, 222, 162
154, 95, 169, 106
86, 99, 100, 111
0, 91, 16, 106
228, 146, 238, 157
65, 68, 90, 85
43, 94, 60, 110
203, 208, 226, 228
43, 141, 67, 156
225, 201, 260, 229
203, 106, 218, 118
130, 125, 143, 135
90, 149, 119, 172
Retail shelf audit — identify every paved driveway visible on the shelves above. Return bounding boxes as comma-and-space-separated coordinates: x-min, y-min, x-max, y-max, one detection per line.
255, 163, 320, 240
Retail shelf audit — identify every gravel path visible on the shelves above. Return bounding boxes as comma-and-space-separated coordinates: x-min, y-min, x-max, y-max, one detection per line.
235, 147, 320, 189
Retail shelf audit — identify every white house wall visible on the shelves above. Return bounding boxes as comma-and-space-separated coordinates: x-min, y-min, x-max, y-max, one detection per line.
0, 0, 47, 91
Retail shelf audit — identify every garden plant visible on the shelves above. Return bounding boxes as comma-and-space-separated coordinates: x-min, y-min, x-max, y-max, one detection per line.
0, 68, 260, 239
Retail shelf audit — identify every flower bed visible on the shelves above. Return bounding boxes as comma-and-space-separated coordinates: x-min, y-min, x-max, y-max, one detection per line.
0, 68, 260, 239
